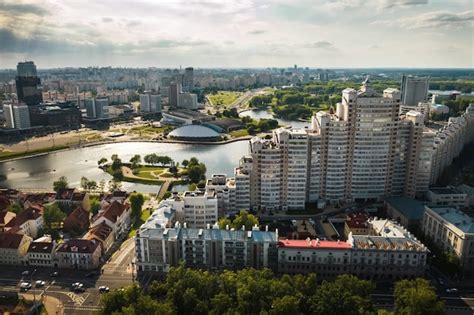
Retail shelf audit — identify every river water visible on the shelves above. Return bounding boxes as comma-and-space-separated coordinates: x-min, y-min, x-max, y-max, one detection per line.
0, 110, 309, 193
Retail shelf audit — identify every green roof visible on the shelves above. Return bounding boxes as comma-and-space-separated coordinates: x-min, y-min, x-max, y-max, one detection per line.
385, 196, 425, 220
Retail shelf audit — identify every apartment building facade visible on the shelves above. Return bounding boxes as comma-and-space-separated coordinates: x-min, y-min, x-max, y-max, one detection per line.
422, 206, 474, 275
135, 224, 278, 273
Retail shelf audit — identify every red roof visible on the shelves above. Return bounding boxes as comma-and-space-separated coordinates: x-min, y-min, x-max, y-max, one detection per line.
5, 207, 42, 228
278, 239, 352, 250
0, 233, 26, 249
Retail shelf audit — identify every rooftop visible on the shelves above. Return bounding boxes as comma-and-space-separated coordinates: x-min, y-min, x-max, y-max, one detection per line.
278, 239, 352, 250
350, 235, 428, 252
168, 124, 220, 139
27, 242, 54, 253
429, 207, 474, 234
0, 233, 27, 249
385, 196, 425, 220
429, 186, 464, 195
56, 239, 99, 254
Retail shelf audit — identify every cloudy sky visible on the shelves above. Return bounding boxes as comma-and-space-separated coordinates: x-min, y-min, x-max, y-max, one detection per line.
0, 0, 472, 68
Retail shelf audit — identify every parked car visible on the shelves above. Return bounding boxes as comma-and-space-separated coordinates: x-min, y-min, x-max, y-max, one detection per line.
50, 271, 59, 277
20, 282, 32, 291
35, 280, 46, 287
99, 286, 110, 293
446, 288, 458, 293
21, 271, 29, 276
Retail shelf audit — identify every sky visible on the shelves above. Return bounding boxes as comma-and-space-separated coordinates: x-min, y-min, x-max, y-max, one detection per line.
0, 0, 472, 68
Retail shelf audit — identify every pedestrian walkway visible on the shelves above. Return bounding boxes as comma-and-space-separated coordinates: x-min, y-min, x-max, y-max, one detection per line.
21, 293, 64, 315
157, 180, 171, 199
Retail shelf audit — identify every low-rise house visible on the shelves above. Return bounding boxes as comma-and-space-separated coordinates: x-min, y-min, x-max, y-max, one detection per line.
278, 239, 352, 279
422, 206, 474, 276
27, 241, 55, 267
4, 206, 43, 238
427, 186, 467, 209
100, 191, 128, 209
384, 196, 425, 229
55, 189, 90, 211
91, 201, 131, 239
84, 222, 114, 255
63, 207, 90, 235
0, 233, 32, 266
0, 211, 16, 232
344, 212, 369, 238
55, 239, 101, 270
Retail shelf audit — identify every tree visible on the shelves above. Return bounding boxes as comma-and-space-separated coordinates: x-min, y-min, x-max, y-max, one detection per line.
182, 159, 189, 168
111, 154, 119, 161
394, 278, 444, 315
43, 203, 66, 229
111, 157, 123, 170
53, 176, 69, 192
98, 179, 106, 192
309, 274, 375, 315
97, 157, 108, 166
90, 196, 101, 216
218, 217, 231, 229
270, 296, 301, 315
232, 210, 259, 230
80, 176, 89, 190
7, 202, 23, 214
130, 154, 141, 166
129, 192, 145, 219
108, 179, 122, 192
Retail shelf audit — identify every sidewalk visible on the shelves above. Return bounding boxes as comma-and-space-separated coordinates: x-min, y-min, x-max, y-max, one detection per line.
21, 293, 64, 315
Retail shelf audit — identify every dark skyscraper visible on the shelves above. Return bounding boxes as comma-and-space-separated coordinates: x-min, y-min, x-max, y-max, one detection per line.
183, 67, 194, 92
169, 82, 181, 108
15, 61, 43, 106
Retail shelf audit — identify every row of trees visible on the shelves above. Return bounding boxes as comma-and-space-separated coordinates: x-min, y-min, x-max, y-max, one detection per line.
241, 116, 279, 135
98, 265, 444, 315
218, 210, 259, 230
181, 157, 207, 184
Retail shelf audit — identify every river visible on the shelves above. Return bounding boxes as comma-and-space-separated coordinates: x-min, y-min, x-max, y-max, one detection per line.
239, 108, 310, 129
0, 141, 249, 193
0, 110, 308, 193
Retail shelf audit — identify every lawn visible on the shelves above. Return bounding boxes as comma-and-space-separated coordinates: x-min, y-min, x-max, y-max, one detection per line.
135, 166, 167, 179
208, 91, 242, 107
229, 129, 249, 137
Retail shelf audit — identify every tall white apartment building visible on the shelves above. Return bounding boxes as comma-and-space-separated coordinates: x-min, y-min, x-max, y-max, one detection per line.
205, 174, 236, 216
236, 80, 437, 211
430, 104, 474, 184
165, 190, 218, 229
400, 75, 430, 106
3, 103, 31, 129
234, 156, 252, 211
139, 93, 162, 113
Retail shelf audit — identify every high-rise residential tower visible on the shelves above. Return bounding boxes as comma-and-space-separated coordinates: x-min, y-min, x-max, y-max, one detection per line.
169, 82, 181, 108
15, 61, 43, 106
183, 67, 194, 92
400, 75, 430, 106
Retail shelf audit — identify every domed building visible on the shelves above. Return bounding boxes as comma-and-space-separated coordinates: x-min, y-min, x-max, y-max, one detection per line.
168, 124, 222, 141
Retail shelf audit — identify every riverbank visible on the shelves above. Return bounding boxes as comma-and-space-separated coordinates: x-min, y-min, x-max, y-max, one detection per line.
0, 136, 252, 164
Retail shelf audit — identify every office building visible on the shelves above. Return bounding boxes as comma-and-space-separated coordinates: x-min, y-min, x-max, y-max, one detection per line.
178, 92, 198, 109
139, 93, 162, 113
85, 98, 109, 119
427, 187, 468, 208
183, 67, 194, 92
422, 206, 474, 275
135, 223, 278, 273
15, 61, 43, 107
400, 75, 429, 106
3, 103, 31, 130
169, 82, 181, 108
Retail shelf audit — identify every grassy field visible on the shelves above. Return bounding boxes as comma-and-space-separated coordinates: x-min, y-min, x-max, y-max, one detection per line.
229, 129, 249, 137
208, 91, 242, 107
0, 145, 69, 161
134, 166, 167, 179
128, 126, 167, 139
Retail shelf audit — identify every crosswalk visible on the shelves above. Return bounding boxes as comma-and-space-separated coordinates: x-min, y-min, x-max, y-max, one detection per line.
66, 292, 89, 306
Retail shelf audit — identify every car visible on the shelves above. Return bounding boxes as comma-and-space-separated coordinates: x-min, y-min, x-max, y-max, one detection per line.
20, 282, 32, 291
35, 280, 46, 287
21, 271, 30, 276
99, 286, 110, 293
446, 288, 458, 293
50, 271, 59, 277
